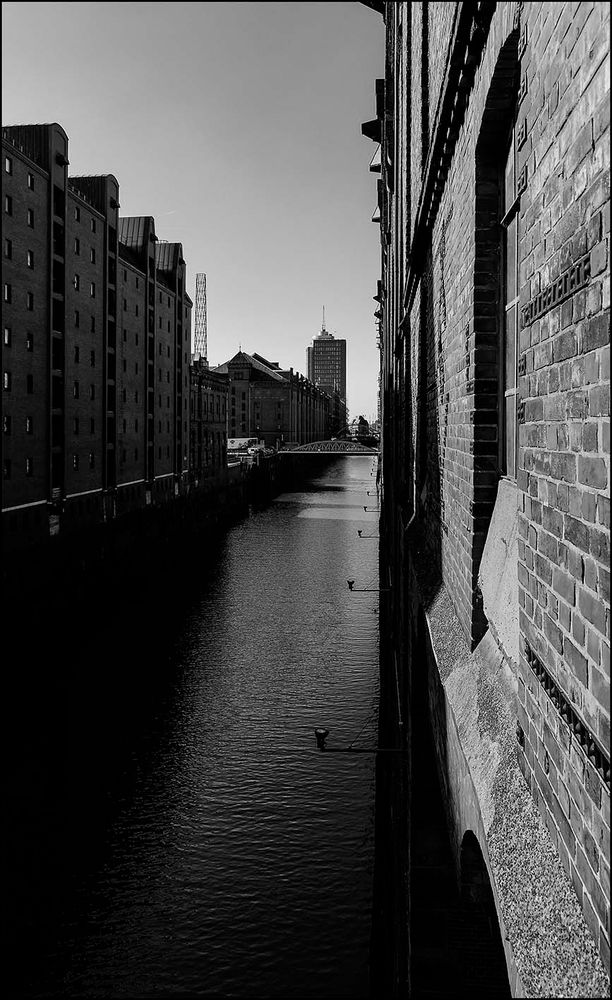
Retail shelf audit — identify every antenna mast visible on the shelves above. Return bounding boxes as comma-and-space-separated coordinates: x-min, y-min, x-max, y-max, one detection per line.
194, 273, 208, 364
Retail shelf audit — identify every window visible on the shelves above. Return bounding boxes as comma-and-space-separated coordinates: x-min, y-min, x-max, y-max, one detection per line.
90, 248, 96, 264
91, 219, 96, 233
135, 391, 139, 403
74, 238, 80, 255
123, 298, 127, 312
90, 418, 95, 434
90, 282, 95, 298
88, 452, 95, 468
135, 419, 139, 432
3, 415, 11, 433
72, 454, 79, 471
26, 292, 34, 311
167, 345, 171, 358
4, 238, 12, 259
74, 310, 80, 328
89, 385, 95, 400
3, 284, 11, 304
74, 381, 80, 398
74, 417, 79, 434
27, 172, 34, 190
135, 304, 139, 316
27, 250, 34, 268
25, 457, 33, 477
3, 459, 11, 479
27, 209, 34, 228
26, 332, 33, 352
159, 291, 163, 304
74, 206, 80, 222
123, 359, 127, 373
25, 416, 33, 434
4, 327, 11, 347
502, 121, 519, 479
123, 269, 127, 282
4, 156, 12, 174
122, 388, 127, 403
135, 334, 138, 346
135, 362, 139, 374
90, 351, 95, 367
74, 346, 80, 364
26, 374, 33, 393
74, 274, 80, 291
5, 195, 12, 215
91, 316, 95, 333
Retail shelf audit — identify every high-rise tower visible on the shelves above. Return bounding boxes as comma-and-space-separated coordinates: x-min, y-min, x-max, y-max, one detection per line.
306, 309, 347, 434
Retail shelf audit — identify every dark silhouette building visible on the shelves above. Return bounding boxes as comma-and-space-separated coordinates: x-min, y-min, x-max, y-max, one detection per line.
190, 359, 228, 481
1, 123, 225, 549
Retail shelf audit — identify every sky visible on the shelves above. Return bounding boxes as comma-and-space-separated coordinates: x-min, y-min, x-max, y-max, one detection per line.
2, 2, 384, 421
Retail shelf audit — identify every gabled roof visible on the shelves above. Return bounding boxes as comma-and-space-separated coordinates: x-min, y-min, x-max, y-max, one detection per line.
213, 351, 287, 382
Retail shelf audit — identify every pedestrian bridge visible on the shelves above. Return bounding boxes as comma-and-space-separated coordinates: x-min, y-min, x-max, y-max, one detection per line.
279, 440, 379, 455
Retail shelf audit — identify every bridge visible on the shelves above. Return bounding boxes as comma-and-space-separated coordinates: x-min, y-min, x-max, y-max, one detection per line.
279, 440, 379, 455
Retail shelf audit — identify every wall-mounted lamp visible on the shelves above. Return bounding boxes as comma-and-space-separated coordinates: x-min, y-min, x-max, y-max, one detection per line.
314, 728, 405, 754
347, 580, 390, 592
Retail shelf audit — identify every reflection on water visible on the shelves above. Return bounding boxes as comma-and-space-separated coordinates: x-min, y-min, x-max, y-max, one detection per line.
10, 457, 380, 998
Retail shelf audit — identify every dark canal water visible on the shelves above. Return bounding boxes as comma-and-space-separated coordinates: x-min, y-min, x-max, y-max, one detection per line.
9, 457, 380, 999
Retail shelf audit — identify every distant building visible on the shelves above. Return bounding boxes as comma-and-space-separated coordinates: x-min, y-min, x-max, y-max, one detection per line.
2, 123, 192, 548
306, 319, 347, 433
190, 360, 228, 481
213, 351, 330, 448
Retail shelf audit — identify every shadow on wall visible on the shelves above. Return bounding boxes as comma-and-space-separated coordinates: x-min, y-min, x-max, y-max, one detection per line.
409, 609, 512, 999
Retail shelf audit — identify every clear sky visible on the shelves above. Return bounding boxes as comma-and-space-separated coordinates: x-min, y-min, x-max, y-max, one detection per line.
2, 2, 384, 421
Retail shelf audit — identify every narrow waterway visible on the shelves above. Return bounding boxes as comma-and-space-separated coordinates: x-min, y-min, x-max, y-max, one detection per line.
10, 457, 380, 999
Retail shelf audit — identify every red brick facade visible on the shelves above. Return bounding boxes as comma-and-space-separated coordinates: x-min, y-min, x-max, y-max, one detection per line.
365, 0, 609, 989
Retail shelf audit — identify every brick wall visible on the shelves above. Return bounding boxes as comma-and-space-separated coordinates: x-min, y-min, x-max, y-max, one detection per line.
2, 146, 50, 511
515, 0, 610, 967
370, 0, 610, 981
65, 192, 106, 499
117, 259, 147, 495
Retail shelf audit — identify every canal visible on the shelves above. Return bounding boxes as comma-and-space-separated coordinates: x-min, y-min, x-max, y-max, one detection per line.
9, 456, 380, 999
